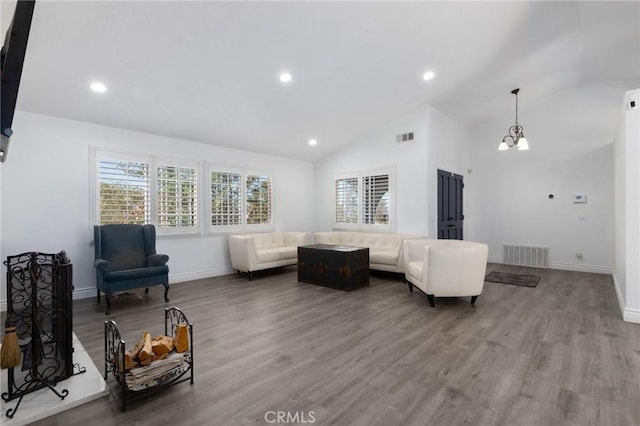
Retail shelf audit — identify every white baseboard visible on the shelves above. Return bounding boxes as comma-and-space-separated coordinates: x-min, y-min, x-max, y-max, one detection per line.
0, 267, 235, 312
612, 272, 627, 320
611, 272, 639, 323
623, 308, 640, 324
488, 257, 612, 275
169, 267, 234, 283
73, 287, 97, 301
548, 262, 612, 275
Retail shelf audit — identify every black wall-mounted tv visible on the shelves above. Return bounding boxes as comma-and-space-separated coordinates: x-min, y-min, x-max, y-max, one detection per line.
1, 0, 35, 163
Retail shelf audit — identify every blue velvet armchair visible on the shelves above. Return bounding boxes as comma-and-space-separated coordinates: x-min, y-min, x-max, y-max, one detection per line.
94, 224, 169, 315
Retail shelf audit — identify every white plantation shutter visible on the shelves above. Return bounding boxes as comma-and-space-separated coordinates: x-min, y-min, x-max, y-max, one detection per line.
98, 158, 151, 225
94, 150, 277, 234
362, 174, 389, 224
335, 177, 359, 224
246, 174, 272, 225
210, 170, 242, 226
334, 169, 393, 230
157, 165, 198, 229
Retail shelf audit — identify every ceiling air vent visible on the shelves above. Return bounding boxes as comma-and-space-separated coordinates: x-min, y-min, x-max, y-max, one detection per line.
396, 132, 414, 143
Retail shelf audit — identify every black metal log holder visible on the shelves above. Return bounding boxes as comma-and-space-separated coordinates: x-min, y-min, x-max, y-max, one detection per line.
104, 307, 194, 411
2, 251, 85, 419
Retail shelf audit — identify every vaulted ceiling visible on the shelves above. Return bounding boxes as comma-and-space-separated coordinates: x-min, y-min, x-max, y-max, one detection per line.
5, 1, 640, 161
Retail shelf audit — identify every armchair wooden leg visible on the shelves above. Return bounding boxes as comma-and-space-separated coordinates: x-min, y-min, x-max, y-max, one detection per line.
427, 294, 435, 307
407, 282, 413, 293
248, 272, 253, 281
105, 292, 112, 315
471, 295, 478, 305
145, 288, 150, 294
97, 289, 101, 303
163, 284, 170, 303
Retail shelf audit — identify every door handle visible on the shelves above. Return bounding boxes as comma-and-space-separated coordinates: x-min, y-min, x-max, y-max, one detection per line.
447, 224, 456, 228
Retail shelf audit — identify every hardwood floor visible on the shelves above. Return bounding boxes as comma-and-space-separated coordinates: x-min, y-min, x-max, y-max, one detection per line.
29, 264, 640, 426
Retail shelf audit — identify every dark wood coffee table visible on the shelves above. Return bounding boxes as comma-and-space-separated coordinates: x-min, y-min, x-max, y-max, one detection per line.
297, 244, 369, 291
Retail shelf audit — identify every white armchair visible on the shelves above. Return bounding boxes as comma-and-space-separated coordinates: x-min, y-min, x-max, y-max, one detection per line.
403, 239, 489, 307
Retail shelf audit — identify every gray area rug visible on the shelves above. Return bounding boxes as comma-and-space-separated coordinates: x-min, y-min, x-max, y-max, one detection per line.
485, 271, 541, 288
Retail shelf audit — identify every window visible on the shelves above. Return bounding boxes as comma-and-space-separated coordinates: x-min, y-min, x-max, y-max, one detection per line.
334, 169, 393, 231
93, 150, 199, 235
93, 149, 275, 236
246, 174, 272, 225
362, 174, 389, 225
98, 157, 151, 225
157, 164, 198, 229
335, 177, 358, 224
207, 166, 273, 233
210, 170, 241, 226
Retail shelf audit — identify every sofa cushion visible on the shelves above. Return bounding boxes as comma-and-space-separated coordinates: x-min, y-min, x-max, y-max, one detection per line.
257, 247, 297, 264
370, 250, 399, 266
100, 225, 147, 270
315, 231, 420, 273
103, 265, 169, 283
253, 234, 286, 250
369, 236, 404, 250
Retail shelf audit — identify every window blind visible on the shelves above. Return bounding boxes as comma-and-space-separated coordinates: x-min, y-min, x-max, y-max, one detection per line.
210, 170, 242, 226
157, 165, 198, 228
246, 174, 272, 225
335, 177, 359, 224
99, 159, 151, 225
362, 174, 390, 224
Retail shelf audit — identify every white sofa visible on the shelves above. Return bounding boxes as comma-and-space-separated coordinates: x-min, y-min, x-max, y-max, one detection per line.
403, 239, 489, 307
314, 231, 419, 273
228, 232, 310, 280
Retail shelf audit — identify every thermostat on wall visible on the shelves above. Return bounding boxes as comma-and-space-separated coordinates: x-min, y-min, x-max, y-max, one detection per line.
573, 193, 587, 203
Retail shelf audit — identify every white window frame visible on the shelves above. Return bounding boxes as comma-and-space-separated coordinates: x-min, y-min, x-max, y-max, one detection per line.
91, 148, 202, 237
206, 164, 274, 234
333, 167, 395, 232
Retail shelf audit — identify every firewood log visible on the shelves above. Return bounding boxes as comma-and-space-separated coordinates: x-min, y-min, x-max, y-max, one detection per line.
138, 331, 153, 361
122, 352, 138, 371
138, 353, 154, 366
151, 335, 174, 356
128, 332, 147, 361
175, 323, 189, 353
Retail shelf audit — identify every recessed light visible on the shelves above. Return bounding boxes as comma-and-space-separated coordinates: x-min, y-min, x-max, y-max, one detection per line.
308, 139, 317, 146
90, 82, 108, 93
279, 72, 292, 83
422, 71, 435, 81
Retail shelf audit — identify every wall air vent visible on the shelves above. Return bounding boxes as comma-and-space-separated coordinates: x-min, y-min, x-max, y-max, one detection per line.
396, 132, 414, 143
504, 244, 549, 268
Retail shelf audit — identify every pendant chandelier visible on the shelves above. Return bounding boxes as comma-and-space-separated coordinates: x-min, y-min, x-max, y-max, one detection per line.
498, 88, 529, 151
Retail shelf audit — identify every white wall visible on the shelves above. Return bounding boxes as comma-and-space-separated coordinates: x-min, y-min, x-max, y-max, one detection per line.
314, 105, 470, 237
466, 83, 625, 274
0, 111, 314, 308
613, 89, 640, 323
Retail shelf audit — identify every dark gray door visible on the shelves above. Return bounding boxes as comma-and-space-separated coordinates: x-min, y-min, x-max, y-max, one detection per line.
437, 169, 463, 240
